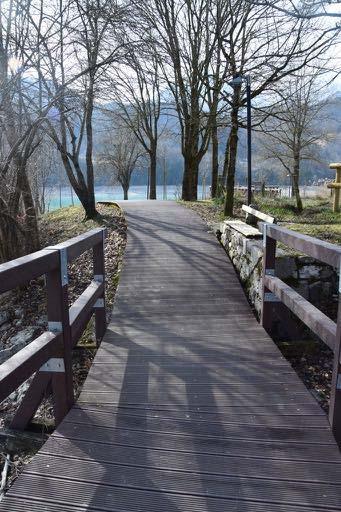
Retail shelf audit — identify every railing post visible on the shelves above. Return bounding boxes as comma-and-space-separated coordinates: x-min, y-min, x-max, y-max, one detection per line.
261, 223, 278, 333
45, 247, 74, 424
10, 371, 52, 430
93, 229, 106, 346
329, 256, 341, 447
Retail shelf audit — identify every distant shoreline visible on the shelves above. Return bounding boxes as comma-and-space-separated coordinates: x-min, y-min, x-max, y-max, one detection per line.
43, 184, 329, 211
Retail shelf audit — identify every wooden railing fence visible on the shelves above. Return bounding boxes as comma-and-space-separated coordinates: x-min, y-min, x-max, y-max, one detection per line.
0, 228, 106, 430
262, 223, 341, 446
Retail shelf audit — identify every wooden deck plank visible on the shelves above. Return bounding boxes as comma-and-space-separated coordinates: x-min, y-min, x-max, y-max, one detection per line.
6, 471, 341, 511
62, 409, 332, 442
52, 424, 341, 462
72, 404, 329, 426
37, 438, 341, 481
4, 497, 341, 512
1, 200, 341, 511
19, 457, 341, 507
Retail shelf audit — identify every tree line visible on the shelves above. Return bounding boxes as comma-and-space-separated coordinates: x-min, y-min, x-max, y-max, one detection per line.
0, 0, 339, 262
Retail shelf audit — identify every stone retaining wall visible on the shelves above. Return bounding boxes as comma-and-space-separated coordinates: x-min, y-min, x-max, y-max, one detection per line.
219, 220, 338, 320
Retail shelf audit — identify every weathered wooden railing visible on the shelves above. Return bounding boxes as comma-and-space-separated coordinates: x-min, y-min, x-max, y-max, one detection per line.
261, 223, 341, 445
0, 228, 106, 430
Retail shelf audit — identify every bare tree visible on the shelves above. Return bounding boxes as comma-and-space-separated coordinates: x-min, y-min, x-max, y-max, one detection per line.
252, 0, 341, 22
0, 0, 47, 260
220, 0, 338, 216
0, 0, 131, 261
99, 116, 145, 200
132, 0, 230, 201
25, 0, 127, 219
108, 50, 161, 200
29, 140, 60, 214
205, 12, 230, 199
259, 71, 332, 210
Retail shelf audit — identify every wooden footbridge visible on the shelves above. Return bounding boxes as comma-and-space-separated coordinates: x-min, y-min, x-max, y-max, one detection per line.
1, 201, 341, 511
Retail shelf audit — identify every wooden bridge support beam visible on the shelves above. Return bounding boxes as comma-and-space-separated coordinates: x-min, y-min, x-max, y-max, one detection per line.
93, 230, 107, 346
46, 247, 74, 422
261, 224, 279, 334
10, 373, 52, 430
330, 261, 341, 447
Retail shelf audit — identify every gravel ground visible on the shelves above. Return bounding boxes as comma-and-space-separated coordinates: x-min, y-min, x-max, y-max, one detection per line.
0, 203, 126, 491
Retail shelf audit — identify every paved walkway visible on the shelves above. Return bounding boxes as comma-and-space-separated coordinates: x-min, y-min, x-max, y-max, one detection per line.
2, 201, 341, 511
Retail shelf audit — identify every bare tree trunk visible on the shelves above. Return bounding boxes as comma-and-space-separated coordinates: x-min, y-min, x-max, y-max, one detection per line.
123, 188, 128, 200
0, 194, 22, 262
222, 133, 230, 186
224, 102, 240, 216
19, 168, 40, 254
84, 77, 98, 219
0, 155, 40, 261
0, 218, 22, 262
57, 146, 98, 220
149, 144, 157, 200
211, 124, 219, 198
292, 154, 303, 211
182, 152, 198, 201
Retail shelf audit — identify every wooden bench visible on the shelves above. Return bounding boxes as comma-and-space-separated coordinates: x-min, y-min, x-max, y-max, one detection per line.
242, 204, 276, 225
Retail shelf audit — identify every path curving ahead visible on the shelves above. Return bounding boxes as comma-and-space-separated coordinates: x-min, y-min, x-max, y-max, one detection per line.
2, 201, 341, 511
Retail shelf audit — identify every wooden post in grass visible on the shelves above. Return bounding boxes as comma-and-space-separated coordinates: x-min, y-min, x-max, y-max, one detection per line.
328, 163, 341, 213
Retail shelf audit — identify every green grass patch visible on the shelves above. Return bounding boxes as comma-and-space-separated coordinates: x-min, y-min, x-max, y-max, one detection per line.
285, 223, 341, 245
40, 206, 107, 243
252, 196, 340, 225
251, 196, 341, 245
181, 195, 341, 245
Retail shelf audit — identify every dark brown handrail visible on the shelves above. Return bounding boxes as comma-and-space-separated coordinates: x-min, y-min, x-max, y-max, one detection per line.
266, 224, 341, 267
0, 227, 107, 430
261, 223, 341, 446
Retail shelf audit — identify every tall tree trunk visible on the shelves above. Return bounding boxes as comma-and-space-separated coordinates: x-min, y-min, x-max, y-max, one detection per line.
149, 145, 157, 200
182, 106, 200, 201
292, 154, 302, 211
182, 152, 199, 201
0, 158, 40, 262
123, 187, 128, 200
221, 133, 230, 186
224, 89, 240, 216
19, 168, 40, 254
84, 77, 98, 219
224, 116, 239, 216
0, 196, 22, 262
211, 124, 219, 198
59, 146, 97, 220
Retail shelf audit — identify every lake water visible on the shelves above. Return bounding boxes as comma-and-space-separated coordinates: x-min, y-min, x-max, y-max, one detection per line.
46, 184, 207, 211
45, 184, 328, 211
